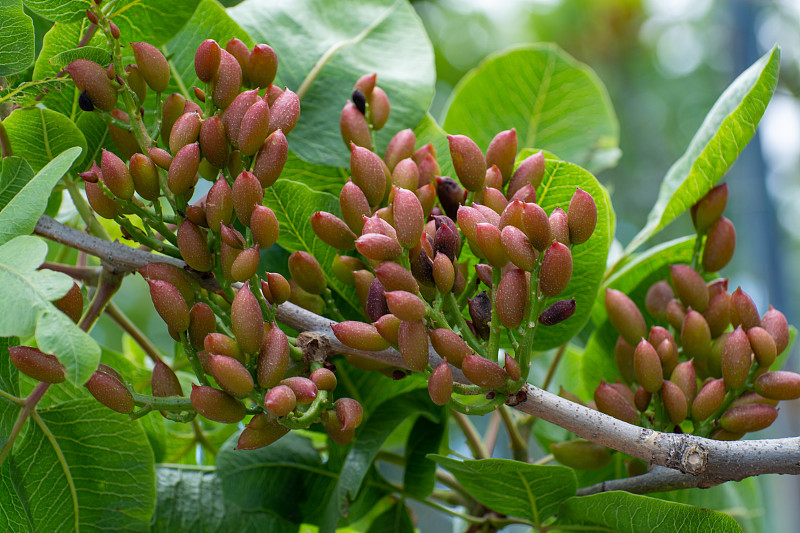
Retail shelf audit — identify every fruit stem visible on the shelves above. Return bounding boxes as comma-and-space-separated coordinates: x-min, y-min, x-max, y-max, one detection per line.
443, 292, 486, 357
181, 332, 209, 386
0, 382, 51, 467
518, 252, 546, 377
487, 266, 503, 363
279, 390, 329, 429
105, 301, 164, 364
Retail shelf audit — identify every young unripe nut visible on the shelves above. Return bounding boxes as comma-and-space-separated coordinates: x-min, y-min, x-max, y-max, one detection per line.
190, 385, 245, 423
211, 50, 243, 109
340, 102, 372, 149
462, 355, 508, 390
645, 280, 674, 321
722, 326, 751, 389
230, 246, 261, 283
551, 440, 613, 470
253, 129, 288, 188
634, 339, 663, 393
392, 188, 425, 248
355, 233, 403, 262
231, 282, 265, 354
691, 183, 728, 233
691, 378, 726, 421
257, 326, 290, 388
177, 220, 213, 272
605, 289, 647, 346
538, 298, 576, 326
188, 302, 216, 350
385, 129, 416, 172
9, 346, 66, 383
236, 413, 289, 449
476, 223, 508, 268
495, 268, 528, 329
335, 398, 363, 431
268, 89, 300, 136
350, 145, 386, 206
468, 291, 491, 340
548, 207, 570, 246
248, 44, 278, 89
53, 282, 83, 325
521, 202, 551, 252
730, 287, 760, 330
681, 310, 711, 362
670, 264, 708, 312
398, 320, 428, 372
507, 151, 545, 199
615, 337, 636, 384
754, 371, 800, 400
195, 39, 221, 82
539, 242, 572, 297
374, 261, 419, 294
151, 360, 183, 399
428, 360, 453, 406
670, 360, 697, 408
702, 216, 736, 272
719, 403, 777, 434
485, 129, 517, 184
761, 307, 790, 355
747, 326, 777, 368
331, 321, 390, 352
130, 42, 169, 92
501, 225, 537, 271
264, 385, 296, 417
86, 369, 134, 414
567, 188, 597, 245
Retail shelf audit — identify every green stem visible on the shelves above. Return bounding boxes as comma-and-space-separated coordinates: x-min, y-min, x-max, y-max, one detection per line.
0, 390, 24, 406
115, 216, 182, 258
690, 235, 703, 272
131, 391, 194, 412
197, 292, 233, 335
181, 333, 209, 386
192, 419, 218, 456
451, 410, 489, 459
149, 92, 163, 141
105, 302, 164, 364
541, 343, 567, 391
498, 405, 528, 462
279, 390, 329, 429
123, 199, 179, 246
487, 267, 503, 362
323, 288, 345, 322
452, 381, 486, 395
0, 382, 50, 467
443, 293, 486, 357
251, 274, 275, 324
518, 253, 546, 376
449, 393, 506, 417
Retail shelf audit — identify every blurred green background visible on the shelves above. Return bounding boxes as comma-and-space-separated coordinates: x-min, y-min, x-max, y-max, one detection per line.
40, 0, 798, 530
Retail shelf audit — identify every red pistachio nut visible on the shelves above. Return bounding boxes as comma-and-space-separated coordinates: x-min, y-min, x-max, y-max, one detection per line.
232, 170, 264, 227
310, 368, 337, 392
504, 353, 522, 382
670, 360, 697, 407
761, 306, 790, 355
323, 410, 355, 445
702, 216, 736, 272
567, 188, 597, 245
428, 360, 453, 406
220, 223, 246, 249
398, 320, 428, 372
223, 89, 259, 148
66, 59, 117, 111
86, 369, 134, 414
148, 147, 173, 170
548, 207, 570, 246
661, 380, 688, 425
418, 154, 440, 189
373, 313, 401, 345
507, 151, 545, 199
177, 220, 213, 272
665, 299, 687, 331
462, 355, 508, 390
264, 272, 291, 305
231, 282, 265, 354
754, 371, 800, 400
188, 302, 216, 350
205, 177, 233, 232
288, 251, 326, 295
645, 280, 674, 321
249, 205, 279, 250
257, 326, 290, 388
280, 376, 318, 405
495, 268, 528, 329
224, 37, 250, 86
108, 109, 140, 159
386, 291, 426, 322
539, 241, 572, 297
485, 129, 517, 184
9, 346, 66, 383
335, 398, 363, 431
370, 86, 390, 130
331, 321, 390, 351
748, 326, 777, 368
499, 200, 524, 231
340, 102, 372, 149
350, 145, 386, 206
680, 310, 711, 362
147, 279, 190, 333
730, 287, 760, 330
252, 129, 288, 188
392, 188, 425, 248
52, 281, 83, 325
197, 116, 228, 170
211, 49, 243, 108
168, 143, 200, 196
720, 403, 777, 434
208, 354, 254, 398
195, 39, 221, 82
248, 43, 278, 89
169, 112, 201, 154
670, 264, 708, 312
722, 326, 751, 389
205, 333, 243, 363
191, 384, 246, 423
355, 233, 403, 262
340, 179, 371, 234
605, 289, 647, 346
100, 149, 134, 200
432, 252, 455, 294
691, 378, 725, 421
268, 89, 300, 136
311, 211, 357, 251
521, 203, 551, 251
230, 246, 261, 282
125, 64, 147, 106
161, 93, 186, 142
501, 225, 537, 271
634, 386, 652, 412
691, 183, 728, 233
128, 153, 160, 201
538, 298, 576, 326
476, 223, 508, 267
264, 385, 296, 417
428, 329, 471, 369
236, 413, 289, 449
594, 380, 638, 425
385, 129, 416, 172
391, 158, 419, 190
634, 339, 663, 393
730, 391, 778, 409
448, 134, 486, 192
130, 42, 169, 92
139, 262, 198, 305
220, 242, 240, 281
510, 183, 537, 204
151, 360, 183, 399
375, 261, 419, 294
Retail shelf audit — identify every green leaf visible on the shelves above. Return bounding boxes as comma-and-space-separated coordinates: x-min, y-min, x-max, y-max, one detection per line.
335, 359, 427, 413
431, 456, 576, 526
229, 0, 435, 168
403, 413, 445, 498
532, 157, 613, 350
443, 44, 619, 173
0, 147, 82, 245
623, 46, 780, 258
0, 236, 101, 385
581, 236, 696, 397
108, 0, 201, 48
8, 398, 155, 532
2, 108, 87, 173
318, 388, 439, 532
0, 337, 21, 449
0, 460, 31, 532
263, 179, 361, 317
279, 151, 348, 194
48, 46, 111, 68
556, 491, 743, 532
366, 500, 414, 533
22, 0, 91, 23
152, 466, 298, 533
0, 78, 66, 108
0, 0, 35, 76
161, 0, 254, 104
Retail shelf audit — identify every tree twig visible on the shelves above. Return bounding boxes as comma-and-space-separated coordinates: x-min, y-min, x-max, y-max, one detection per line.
577, 466, 706, 496
104, 302, 164, 364
451, 410, 489, 459
32, 213, 800, 490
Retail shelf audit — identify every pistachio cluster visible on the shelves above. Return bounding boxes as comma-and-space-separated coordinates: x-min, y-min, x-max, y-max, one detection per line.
592, 184, 796, 440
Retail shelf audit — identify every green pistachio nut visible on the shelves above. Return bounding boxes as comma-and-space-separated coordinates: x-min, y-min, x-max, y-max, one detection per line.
128, 153, 160, 201
208, 354, 254, 398
288, 251, 326, 295
230, 246, 261, 283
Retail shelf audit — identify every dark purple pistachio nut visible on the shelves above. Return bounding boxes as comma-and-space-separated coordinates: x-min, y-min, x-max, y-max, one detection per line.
310, 368, 338, 392
130, 42, 169, 92
462, 355, 508, 390
615, 336, 636, 384
257, 326, 290, 388
208, 354, 254, 398
691, 378, 725, 421
253, 129, 288, 188
331, 321, 390, 351
232, 170, 264, 227
100, 149, 134, 200
248, 43, 278, 89
539, 298, 576, 326
722, 326, 752, 389
720, 403, 777, 434
605, 289, 647, 346
188, 302, 216, 350
551, 440, 613, 470
231, 282, 265, 354
191, 384, 245, 423
681, 310, 711, 362
147, 279, 190, 332
435, 176, 466, 220
507, 151, 545, 199
670, 264, 708, 312
730, 287, 760, 330
280, 376, 318, 405
567, 188, 597, 245
428, 360, 453, 406
311, 211, 357, 251
177, 220, 213, 272
168, 143, 200, 196
86, 370, 134, 414
754, 371, 800, 400
761, 306, 790, 355
539, 242, 572, 297
66, 59, 118, 110
410, 245, 435, 288
340, 102, 372, 149
9, 346, 66, 383
594, 380, 639, 425
485, 128, 517, 184
429, 328, 471, 369
645, 280, 674, 321
433, 217, 460, 261
211, 50, 242, 108
495, 268, 528, 329
264, 385, 296, 417
468, 291, 492, 340
691, 183, 728, 233
702, 217, 736, 272
521, 202, 551, 252
634, 339, 663, 393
